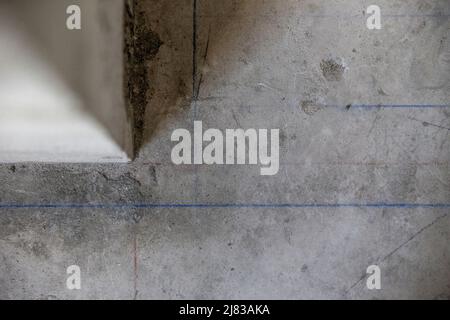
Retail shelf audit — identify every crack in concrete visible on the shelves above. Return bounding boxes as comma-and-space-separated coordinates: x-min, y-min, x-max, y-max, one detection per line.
345, 213, 448, 296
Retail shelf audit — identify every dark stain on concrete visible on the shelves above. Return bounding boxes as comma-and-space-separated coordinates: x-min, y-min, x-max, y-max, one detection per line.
320, 58, 345, 81
301, 100, 321, 115
125, 0, 163, 157
12, 240, 51, 260
30, 241, 50, 259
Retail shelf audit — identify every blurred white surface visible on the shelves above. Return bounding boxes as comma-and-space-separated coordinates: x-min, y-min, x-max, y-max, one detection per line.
0, 1, 130, 162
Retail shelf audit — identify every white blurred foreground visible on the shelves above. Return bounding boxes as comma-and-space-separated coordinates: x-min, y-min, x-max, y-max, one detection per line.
0, 0, 131, 162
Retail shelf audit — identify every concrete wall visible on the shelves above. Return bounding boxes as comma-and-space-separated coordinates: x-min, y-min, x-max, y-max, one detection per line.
0, 0, 132, 162
0, 0, 449, 300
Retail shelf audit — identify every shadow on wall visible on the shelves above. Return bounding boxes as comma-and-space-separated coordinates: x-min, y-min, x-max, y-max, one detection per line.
137, 0, 266, 154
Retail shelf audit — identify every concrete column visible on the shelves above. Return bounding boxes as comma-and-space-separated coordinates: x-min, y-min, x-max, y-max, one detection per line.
0, 0, 132, 162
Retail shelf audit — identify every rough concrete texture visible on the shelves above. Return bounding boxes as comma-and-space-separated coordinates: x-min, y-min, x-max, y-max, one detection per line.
1, 0, 449, 299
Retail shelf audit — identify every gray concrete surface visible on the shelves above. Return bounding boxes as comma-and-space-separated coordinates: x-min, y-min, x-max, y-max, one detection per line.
0, 0, 449, 299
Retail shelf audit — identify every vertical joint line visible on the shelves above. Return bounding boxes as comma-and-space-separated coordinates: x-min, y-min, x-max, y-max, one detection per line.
192, 0, 200, 201
192, 0, 198, 102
